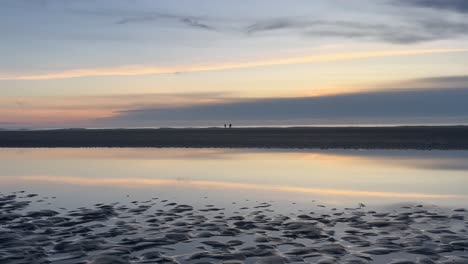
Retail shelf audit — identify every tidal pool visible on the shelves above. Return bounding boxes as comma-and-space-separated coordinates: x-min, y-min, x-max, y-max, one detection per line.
0, 149, 467, 263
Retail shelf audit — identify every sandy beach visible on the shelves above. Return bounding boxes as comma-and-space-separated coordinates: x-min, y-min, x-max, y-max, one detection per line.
1, 191, 467, 264
1, 126, 468, 149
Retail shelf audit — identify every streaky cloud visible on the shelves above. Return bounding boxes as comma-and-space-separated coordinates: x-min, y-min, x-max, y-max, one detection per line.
116, 12, 215, 30
413, 75, 468, 84
100, 85, 468, 126
6, 1, 466, 45
180, 17, 215, 30
394, 0, 468, 13
391, 75, 468, 90
246, 18, 468, 44
0, 122, 22, 125
246, 18, 310, 34
1, 48, 467, 80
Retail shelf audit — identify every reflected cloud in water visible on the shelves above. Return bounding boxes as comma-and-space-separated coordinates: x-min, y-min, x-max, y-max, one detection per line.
2, 148, 468, 172
1, 148, 468, 206
5, 175, 466, 200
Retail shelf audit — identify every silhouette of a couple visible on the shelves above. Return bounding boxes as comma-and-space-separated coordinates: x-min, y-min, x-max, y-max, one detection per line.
224, 124, 232, 128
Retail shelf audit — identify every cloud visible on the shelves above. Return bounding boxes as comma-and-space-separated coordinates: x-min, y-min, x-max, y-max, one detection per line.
374, 75, 468, 91
2, 1, 217, 32
394, 0, 468, 13
1, 48, 467, 80
4, 1, 467, 45
0, 92, 233, 126
98, 84, 468, 127
116, 12, 215, 30
246, 18, 308, 34
0, 122, 21, 125
180, 17, 215, 30
414, 75, 468, 85
391, 75, 468, 89
246, 18, 468, 44
3, 76, 467, 128
81, 3, 468, 44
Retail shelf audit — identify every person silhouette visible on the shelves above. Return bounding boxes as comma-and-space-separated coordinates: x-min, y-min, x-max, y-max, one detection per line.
229, 124, 232, 128
224, 124, 226, 128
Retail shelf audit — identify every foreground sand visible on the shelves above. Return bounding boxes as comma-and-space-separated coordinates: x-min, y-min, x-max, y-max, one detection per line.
1, 191, 467, 264
1, 126, 468, 149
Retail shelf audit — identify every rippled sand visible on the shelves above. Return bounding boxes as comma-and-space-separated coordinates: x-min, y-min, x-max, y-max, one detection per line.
1, 192, 467, 264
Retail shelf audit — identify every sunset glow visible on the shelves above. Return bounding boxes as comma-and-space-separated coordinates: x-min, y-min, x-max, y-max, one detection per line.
1, 0, 468, 128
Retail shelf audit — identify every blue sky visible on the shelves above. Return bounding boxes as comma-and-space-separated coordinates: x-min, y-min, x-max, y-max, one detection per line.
1, 0, 468, 127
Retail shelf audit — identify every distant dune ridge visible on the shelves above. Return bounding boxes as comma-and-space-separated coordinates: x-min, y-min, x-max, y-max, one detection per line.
1, 126, 468, 149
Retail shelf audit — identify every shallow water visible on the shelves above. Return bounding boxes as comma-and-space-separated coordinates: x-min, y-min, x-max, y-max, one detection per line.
1, 149, 467, 264
1, 148, 468, 208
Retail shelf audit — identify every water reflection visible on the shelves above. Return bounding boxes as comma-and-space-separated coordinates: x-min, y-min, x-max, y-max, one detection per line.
1, 148, 468, 206
3, 148, 468, 171
7, 175, 466, 200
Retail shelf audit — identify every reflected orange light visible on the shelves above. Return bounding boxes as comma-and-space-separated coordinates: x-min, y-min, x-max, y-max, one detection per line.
0, 147, 345, 161
12, 175, 467, 200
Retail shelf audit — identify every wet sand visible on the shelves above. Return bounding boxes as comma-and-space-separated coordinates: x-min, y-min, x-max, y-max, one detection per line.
1, 126, 468, 149
1, 191, 467, 264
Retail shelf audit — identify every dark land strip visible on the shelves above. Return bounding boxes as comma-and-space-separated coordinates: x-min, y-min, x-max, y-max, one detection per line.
1, 126, 468, 149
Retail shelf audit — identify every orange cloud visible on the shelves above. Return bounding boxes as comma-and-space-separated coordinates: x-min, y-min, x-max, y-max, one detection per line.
0, 93, 233, 125
0, 109, 114, 124
2, 48, 468, 80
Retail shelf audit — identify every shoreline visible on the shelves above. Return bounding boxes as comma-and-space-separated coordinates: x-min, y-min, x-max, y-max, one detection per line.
1, 126, 468, 149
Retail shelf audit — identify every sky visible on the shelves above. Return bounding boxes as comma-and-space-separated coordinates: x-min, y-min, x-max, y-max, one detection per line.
1, 0, 468, 128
